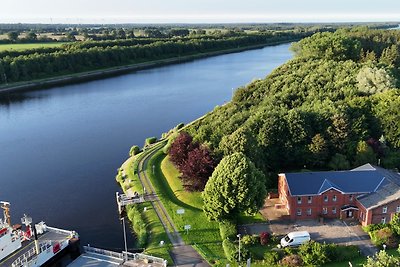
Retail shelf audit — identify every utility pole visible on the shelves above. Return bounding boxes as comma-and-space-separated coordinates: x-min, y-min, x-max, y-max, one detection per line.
121, 217, 128, 259
237, 234, 241, 266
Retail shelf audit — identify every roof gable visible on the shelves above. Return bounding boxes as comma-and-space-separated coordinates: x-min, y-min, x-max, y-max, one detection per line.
284, 164, 399, 196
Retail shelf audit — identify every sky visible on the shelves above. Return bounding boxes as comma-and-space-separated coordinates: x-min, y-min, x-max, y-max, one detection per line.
1, 0, 400, 24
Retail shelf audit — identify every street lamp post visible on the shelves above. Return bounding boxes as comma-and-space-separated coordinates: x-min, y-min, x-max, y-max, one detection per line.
237, 234, 241, 266
121, 217, 128, 258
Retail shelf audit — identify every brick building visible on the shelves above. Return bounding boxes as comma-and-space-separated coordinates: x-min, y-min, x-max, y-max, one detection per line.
278, 164, 400, 225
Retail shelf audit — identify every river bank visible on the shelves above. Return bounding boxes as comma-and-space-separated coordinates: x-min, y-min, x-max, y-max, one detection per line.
0, 39, 298, 94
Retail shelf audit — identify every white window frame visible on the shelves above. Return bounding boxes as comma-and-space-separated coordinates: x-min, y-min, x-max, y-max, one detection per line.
307, 208, 312, 216
332, 207, 337, 214
297, 209, 302, 216
332, 195, 337, 202
349, 194, 353, 202
383, 206, 387, 214
297, 197, 302, 204
396, 206, 400, 213
381, 217, 386, 224
324, 195, 328, 202
307, 196, 312, 204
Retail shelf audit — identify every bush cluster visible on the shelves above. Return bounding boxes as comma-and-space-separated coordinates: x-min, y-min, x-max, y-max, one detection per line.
241, 234, 259, 246
219, 220, 237, 240
126, 205, 148, 247
222, 239, 249, 262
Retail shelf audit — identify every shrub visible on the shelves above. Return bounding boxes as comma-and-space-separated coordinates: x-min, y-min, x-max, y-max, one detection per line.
222, 239, 249, 262
363, 223, 388, 233
260, 231, 270, 245
219, 220, 237, 240
280, 254, 303, 267
145, 137, 157, 146
175, 123, 184, 130
241, 234, 259, 246
126, 205, 148, 247
326, 244, 360, 262
264, 251, 281, 265
298, 240, 329, 266
370, 227, 399, 248
129, 145, 140, 156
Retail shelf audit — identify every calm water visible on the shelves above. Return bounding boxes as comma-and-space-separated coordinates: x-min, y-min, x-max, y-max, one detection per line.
0, 43, 292, 250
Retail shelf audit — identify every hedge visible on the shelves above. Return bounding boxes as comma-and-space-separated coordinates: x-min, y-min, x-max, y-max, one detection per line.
126, 205, 148, 247
219, 220, 237, 240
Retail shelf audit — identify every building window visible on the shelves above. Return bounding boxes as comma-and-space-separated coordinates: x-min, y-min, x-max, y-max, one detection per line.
396, 206, 400, 213
383, 206, 387, 214
307, 196, 312, 204
297, 209, 302, 216
349, 194, 353, 202
324, 195, 328, 202
297, 197, 302, 204
381, 217, 386, 224
332, 195, 337, 202
332, 207, 337, 214
322, 207, 328, 214
307, 208, 312, 216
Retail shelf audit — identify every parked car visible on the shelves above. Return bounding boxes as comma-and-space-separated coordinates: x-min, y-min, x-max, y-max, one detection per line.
280, 231, 310, 247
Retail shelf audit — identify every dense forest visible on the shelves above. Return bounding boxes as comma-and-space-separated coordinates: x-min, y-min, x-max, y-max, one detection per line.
185, 27, 400, 187
0, 30, 312, 84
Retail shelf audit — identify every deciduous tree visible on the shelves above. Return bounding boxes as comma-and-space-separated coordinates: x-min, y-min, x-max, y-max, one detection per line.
202, 152, 267, 221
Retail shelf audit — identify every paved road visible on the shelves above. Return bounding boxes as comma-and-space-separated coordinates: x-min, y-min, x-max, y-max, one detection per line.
138, 143, 210, 267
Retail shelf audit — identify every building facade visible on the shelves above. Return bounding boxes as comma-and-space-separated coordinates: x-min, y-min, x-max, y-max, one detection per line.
278, 164, 400, 225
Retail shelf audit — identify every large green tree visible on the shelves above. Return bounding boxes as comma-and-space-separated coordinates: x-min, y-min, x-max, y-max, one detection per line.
202, 152, 267, 221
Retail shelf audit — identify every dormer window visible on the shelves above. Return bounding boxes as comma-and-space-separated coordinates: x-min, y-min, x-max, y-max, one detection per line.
297, 197, 302, 204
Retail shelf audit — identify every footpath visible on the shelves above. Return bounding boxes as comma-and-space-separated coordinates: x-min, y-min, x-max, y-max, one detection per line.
136, 143, 210, 267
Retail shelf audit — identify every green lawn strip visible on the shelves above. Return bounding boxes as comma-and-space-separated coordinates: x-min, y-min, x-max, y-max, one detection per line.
237, 212, 266, 225
147, 149, 228, 265
0, 42, 67, 51
140, 201, 173, 264
160, 155, 203, 210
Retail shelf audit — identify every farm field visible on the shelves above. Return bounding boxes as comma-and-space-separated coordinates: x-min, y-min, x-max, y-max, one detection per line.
0, 42, 67, 51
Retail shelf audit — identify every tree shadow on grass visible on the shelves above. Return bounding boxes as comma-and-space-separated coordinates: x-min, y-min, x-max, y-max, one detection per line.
148, 151, 202, 212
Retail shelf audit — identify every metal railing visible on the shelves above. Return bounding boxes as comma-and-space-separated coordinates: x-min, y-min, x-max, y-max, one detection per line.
84, 246, 124, 260
83, 246, 167, 267
12, 241, 51, 267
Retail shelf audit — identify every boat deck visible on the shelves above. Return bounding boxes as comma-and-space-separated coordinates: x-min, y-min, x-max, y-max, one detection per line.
0, 229, 71, 267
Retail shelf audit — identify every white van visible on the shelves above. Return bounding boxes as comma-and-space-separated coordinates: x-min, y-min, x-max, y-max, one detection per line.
280, 231, 310, 247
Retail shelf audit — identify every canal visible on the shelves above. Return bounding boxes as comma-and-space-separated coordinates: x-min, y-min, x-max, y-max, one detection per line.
0, 43, 293, 250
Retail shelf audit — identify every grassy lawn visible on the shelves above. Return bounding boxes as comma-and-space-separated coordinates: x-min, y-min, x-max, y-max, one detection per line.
0, 42, 67, 51
148, 150, 228, 266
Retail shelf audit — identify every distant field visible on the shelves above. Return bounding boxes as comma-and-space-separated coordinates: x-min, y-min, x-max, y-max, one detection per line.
0, 42, 67, 51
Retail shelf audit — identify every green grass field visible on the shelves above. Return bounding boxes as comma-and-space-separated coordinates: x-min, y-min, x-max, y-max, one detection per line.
148, 150, 228, 266
0, 42, 67, 51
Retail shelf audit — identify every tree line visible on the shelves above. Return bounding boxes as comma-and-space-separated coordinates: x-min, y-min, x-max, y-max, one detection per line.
185, 27, 400, 190
0, 31, 311, 84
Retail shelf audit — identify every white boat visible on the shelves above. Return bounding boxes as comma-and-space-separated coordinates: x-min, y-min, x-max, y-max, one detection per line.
0, 201, 79, 267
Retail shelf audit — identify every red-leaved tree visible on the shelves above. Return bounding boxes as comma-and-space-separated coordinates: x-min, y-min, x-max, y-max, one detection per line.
180, 146, 217, 191
169, 132, 199, 169
168, 132, 217, 191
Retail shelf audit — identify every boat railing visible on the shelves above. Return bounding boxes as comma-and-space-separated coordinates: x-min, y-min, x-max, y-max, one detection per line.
123, 251, 167, 267
84, 246, 124, 260
11, 241, 52, 267
46, 226, 77, 238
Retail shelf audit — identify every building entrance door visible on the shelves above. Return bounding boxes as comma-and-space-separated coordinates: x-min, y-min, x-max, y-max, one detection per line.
347, 210, 353, 218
